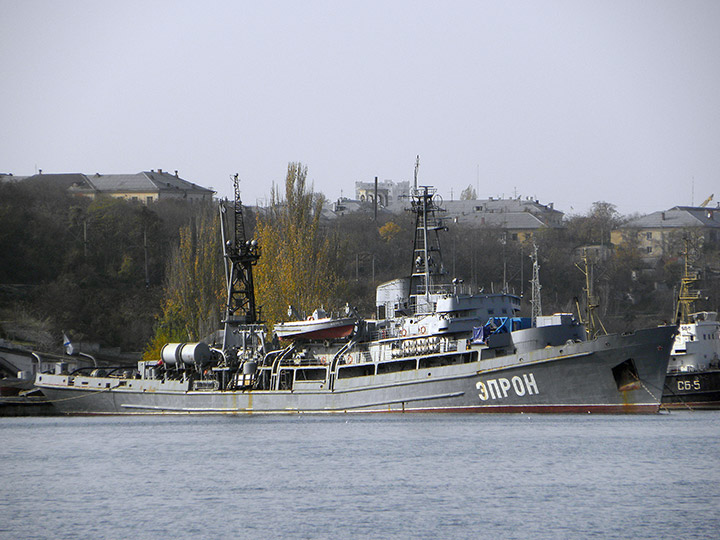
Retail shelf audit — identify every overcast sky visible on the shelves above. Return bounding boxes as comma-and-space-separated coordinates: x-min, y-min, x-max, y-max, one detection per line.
2, 0, 719, 215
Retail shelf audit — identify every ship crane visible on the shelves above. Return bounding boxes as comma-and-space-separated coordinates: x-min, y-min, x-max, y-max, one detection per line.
219, 174, 262, 352
700, 194, 714, 208
674, 238, 702, 325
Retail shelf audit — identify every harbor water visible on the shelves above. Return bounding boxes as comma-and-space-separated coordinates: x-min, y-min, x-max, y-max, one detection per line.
2, 412, 719, 540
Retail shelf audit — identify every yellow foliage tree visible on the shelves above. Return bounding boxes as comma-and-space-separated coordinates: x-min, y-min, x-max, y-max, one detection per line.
379, 221, 402, 243
143, 203, 224, 360
255, 163, 343, 328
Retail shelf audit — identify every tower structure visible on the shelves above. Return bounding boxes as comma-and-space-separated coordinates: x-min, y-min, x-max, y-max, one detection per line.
408, 184, 446, 314
220, 175, 261, 351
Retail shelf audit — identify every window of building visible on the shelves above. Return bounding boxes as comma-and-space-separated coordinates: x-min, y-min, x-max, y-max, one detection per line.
646, 232, 652, 240
646, 246, 652, 253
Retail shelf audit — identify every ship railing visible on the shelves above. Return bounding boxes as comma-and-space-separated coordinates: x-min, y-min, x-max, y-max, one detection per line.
410, 283, 467, 297
68, 365, 138, 378
278, 356, 330, 367
368, 327, 397, 341
264, 343, 295, 369
409, 185, 437, 198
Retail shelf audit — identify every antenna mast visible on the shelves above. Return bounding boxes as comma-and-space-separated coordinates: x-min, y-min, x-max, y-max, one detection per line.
413, 155, 419, 192
408, 159, 446, 314
575, 249, 607, 339
675, 237, 701, 325
530, 243, 542, 325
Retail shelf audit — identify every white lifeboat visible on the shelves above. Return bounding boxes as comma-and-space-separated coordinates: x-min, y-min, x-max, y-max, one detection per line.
274, 308, 356, 341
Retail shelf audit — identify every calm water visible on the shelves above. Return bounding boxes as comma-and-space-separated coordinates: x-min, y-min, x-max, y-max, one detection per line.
1, 412, 719, 540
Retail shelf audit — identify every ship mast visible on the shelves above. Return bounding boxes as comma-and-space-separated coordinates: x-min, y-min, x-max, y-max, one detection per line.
675, 237, 701, 325
413, 155, 419, 192
407, 158, 446, 314
575, 248, 607, 339
220, 175, 261, 350
530, 242, 542, 325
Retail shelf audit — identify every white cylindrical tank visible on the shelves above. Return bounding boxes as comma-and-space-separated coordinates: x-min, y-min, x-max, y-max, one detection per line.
179, 342, 212, 366
161, 343, 183, 366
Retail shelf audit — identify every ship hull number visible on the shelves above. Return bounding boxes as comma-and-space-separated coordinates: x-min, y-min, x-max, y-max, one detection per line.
677, 379, 701, 391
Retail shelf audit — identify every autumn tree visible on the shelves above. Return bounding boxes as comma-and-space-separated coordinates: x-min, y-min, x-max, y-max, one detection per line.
566, 201, 621, 246
379, 221, 402, 243
144, 203, 224, 359
255, 163, 343, 327
460, 185, 477, 200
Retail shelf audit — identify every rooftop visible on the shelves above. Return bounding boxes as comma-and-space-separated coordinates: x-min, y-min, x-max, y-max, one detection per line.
73, 170, 214, 195
620, 206, 720, 229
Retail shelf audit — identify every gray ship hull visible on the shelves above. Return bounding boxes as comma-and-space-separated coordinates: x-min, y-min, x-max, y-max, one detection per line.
37, 326, 675, 415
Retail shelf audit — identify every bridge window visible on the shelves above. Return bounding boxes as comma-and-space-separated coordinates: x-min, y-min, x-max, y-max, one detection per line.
295, 368, 327, 381
419, 354, 461, 369
377, 359, 417, 374
337, 364, 375, 379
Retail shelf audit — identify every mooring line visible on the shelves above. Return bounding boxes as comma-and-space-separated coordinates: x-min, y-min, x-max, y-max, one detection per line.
39, 385, 115, 403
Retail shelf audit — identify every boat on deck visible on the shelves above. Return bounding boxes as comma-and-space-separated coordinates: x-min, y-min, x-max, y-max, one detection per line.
35, 173, 676, 415
274, 307, 357, 341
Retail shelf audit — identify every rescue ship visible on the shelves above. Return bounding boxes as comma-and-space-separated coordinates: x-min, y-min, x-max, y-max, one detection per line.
36, 173, 676, 414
